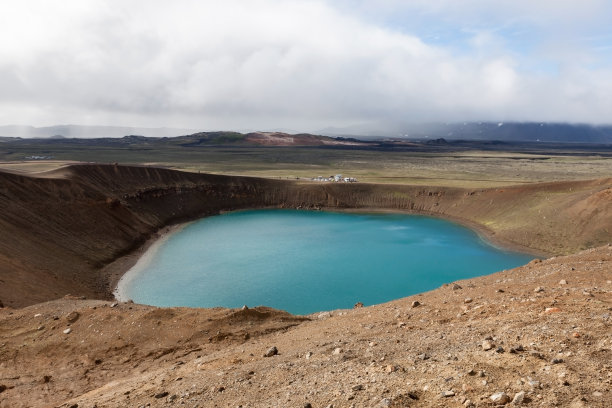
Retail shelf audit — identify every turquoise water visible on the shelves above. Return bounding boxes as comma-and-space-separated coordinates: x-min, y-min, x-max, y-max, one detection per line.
121, 210, 533, 314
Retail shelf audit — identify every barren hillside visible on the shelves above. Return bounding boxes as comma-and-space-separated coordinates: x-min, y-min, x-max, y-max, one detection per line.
0, 164, 610, 407
0, 246, 609, 407
0, 164, 610, 308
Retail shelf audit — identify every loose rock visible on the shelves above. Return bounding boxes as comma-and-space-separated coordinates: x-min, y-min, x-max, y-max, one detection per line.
411, 301, 421, 308
63, 328, 72, 334
482, 340, 494, 351
490, 391, 511, 404
441, 390, 455, 397
263, 346, 278, 357
65, 311, 80, 323
529, 351, 544, 359
512, 391, 525, 405
417, 353, 430, 360
527, 379, 540, 388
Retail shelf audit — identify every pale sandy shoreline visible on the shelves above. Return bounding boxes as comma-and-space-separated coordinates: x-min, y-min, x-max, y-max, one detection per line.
110, 207, 547, 302
113, 222, 193, 302
106, 222, 193, 302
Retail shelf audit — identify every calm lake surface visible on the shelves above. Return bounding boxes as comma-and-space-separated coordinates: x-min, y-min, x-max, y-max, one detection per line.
120, 210, 533, 314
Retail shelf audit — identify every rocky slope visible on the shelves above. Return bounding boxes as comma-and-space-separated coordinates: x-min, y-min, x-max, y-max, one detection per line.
0, 164, 610, 308
0, 245, 610, 407
0, 164, 610, 407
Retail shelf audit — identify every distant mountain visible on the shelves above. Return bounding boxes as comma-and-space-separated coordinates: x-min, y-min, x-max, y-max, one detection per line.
0, 125, 198, 139
242, 132, 366, 146
159, 131, 368, 147
4, 122, 612, 144
2, 130, 370, 147
320, 122, 612, 143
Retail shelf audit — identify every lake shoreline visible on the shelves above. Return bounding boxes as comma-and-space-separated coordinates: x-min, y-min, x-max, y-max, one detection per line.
3, 162, 605, 309
111, 206, 545, 304
111, 222, 192, 302
103, 223, 192, 302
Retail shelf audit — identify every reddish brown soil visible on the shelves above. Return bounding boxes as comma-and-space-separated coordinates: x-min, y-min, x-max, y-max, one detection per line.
0, 246, 609, 407
0, 164, 610, 407
0, 164, 609, 308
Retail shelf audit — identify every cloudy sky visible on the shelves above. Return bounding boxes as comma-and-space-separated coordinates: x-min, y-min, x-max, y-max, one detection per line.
1, 0, 612, 132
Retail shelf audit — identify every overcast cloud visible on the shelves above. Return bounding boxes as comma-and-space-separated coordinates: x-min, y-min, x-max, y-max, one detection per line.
1, 0, 612, 131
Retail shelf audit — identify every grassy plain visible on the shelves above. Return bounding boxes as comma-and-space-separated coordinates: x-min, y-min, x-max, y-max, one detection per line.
0, 139, 610, 187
